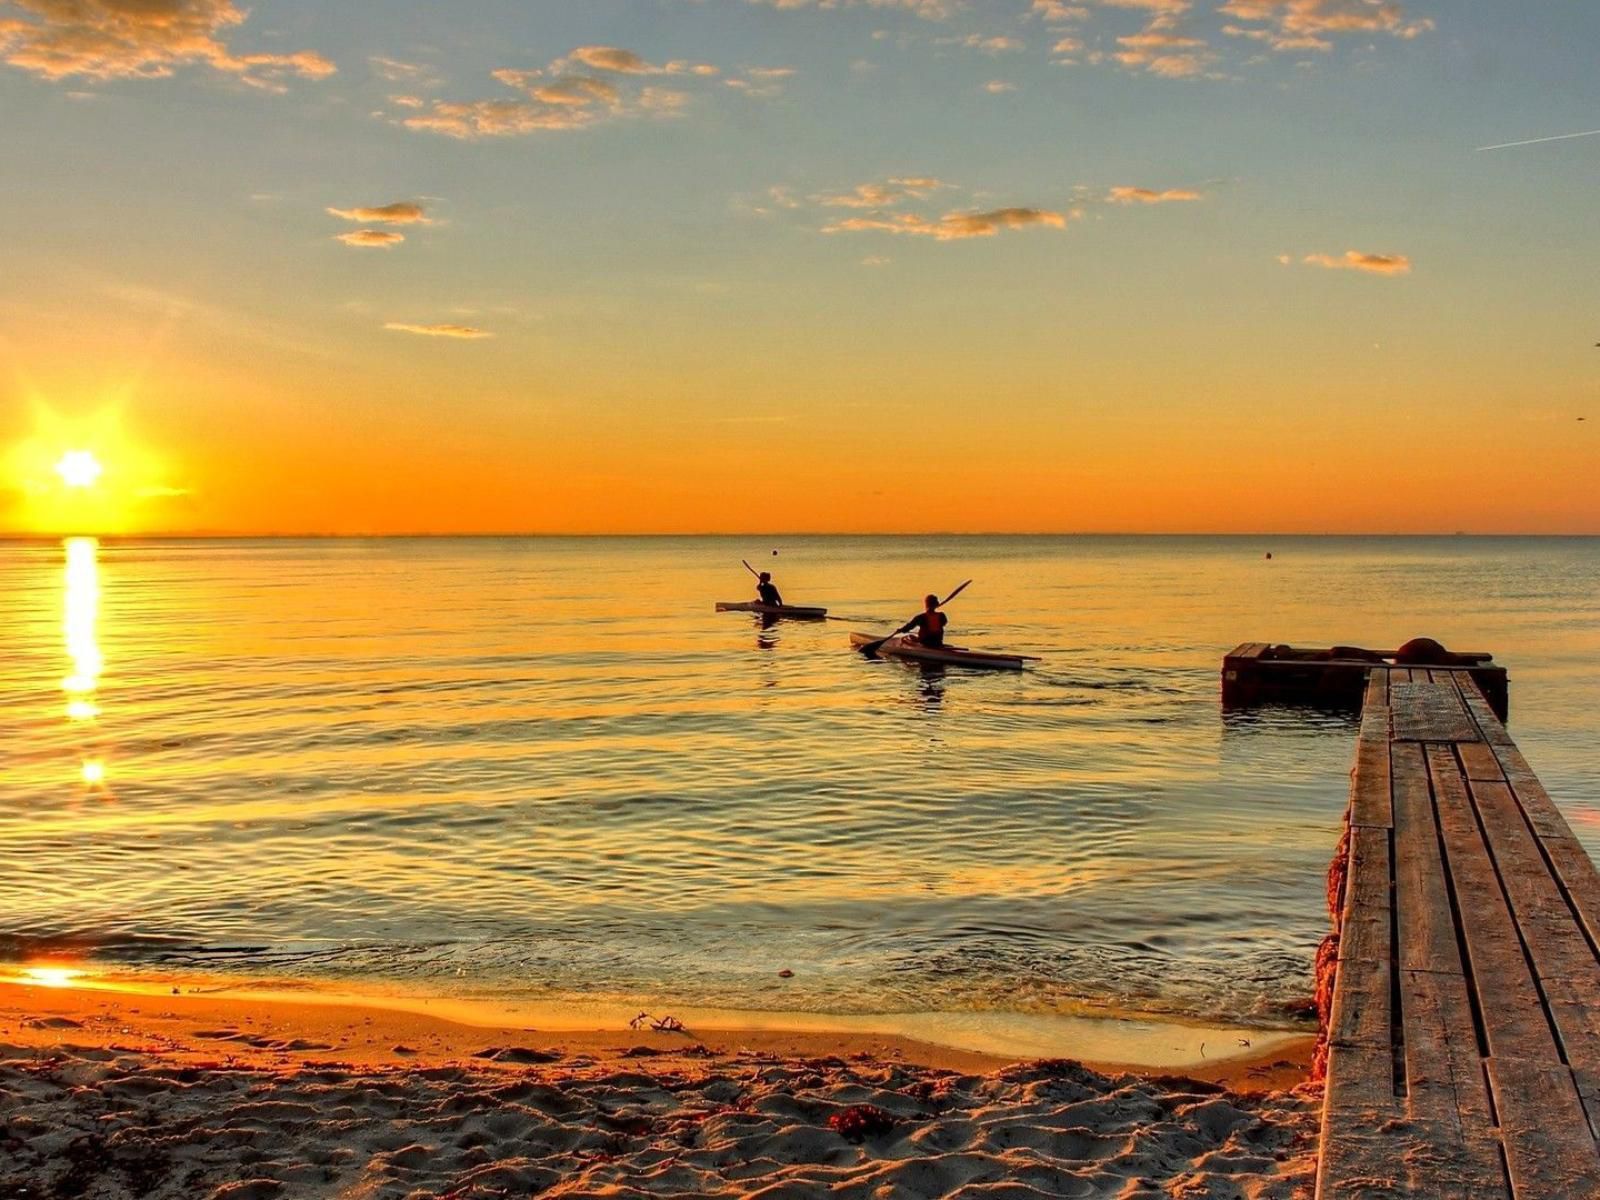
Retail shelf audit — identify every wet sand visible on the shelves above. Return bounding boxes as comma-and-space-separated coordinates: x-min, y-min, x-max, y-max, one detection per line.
0, 978, 1319, 1198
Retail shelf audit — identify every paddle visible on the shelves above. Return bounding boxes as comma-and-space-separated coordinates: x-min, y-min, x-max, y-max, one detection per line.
858, 580, 972, 657
741, 559, 761, 580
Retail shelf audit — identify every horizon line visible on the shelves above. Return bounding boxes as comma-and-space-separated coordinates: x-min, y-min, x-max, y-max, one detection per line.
4, 530, 1600, 541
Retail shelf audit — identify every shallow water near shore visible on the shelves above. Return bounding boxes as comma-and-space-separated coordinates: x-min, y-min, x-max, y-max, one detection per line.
2, 535, 1597, 1050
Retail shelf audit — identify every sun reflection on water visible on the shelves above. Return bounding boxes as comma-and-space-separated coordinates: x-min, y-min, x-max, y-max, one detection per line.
62, 537, 108, 786
18, 965, 85, 989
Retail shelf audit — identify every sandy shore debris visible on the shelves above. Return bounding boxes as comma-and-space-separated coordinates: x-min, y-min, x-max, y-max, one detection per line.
0, 980, 1320, 1199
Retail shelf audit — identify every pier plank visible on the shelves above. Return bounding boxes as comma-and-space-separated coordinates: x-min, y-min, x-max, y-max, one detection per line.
1390, 680, 1480, 743
1489, 1058, 1600, 1198
1424, 748, 1557, 1062
1390, 742, 1463, 975
1458, 740, 1504, 784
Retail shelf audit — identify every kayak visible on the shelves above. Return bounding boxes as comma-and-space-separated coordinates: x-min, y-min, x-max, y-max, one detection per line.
850, 632, 1029, 671
717, 601, 828, 620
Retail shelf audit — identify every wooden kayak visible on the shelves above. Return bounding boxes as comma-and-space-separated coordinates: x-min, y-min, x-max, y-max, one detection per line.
716, 601, 828, 620
850, 632, 1029, 671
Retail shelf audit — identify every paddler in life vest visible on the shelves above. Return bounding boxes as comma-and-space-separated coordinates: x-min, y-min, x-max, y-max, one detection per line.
895, 594, 949, 649
756, 572, 784, 606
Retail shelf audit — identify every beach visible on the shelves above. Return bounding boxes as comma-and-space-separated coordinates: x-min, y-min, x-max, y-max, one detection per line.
1, 977, 1318, 1199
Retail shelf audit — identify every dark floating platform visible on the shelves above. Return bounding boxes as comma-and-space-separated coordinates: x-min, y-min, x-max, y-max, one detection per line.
1222, 641, 1509, 722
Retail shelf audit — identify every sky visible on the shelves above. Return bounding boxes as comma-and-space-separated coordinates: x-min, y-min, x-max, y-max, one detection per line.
0, 0, 1596, 535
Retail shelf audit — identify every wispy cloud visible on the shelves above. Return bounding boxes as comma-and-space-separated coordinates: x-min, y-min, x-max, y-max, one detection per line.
0, 0, 334, 88
1107, 185, 1203, 203
1218, 0, 1433, 45
558, 46, 718, 76
742, 0, 958, 18
1299, 249, 1412, 275
327, 202, 432, 225
825, 206, 1073, 240
397, 45, 724, 139
337, 230, 405, 248
817, 177, 949, 208
368, 55, 438, 85
384, 322, 494, 339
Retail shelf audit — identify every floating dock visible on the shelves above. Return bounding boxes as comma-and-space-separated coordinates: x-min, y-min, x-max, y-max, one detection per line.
1316, 665, 1600, 1197
1223, 643, 1509, 722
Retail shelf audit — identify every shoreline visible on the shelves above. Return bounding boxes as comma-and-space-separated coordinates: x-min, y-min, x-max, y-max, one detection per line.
0, 969, 1310, 1082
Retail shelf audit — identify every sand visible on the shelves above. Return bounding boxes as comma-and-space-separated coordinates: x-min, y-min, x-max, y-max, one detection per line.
0, 979, 1320, 1199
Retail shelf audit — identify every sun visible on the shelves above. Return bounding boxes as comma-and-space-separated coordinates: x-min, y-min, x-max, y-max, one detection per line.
55, 449, 103, 489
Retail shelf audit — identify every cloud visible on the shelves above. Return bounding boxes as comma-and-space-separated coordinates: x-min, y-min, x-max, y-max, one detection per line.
724, 65, 795, 97
984, 79, 1016, 92
1218, 0, 1433, 42
1300, 250, 1412, 274
1107, 185, 1203, 203
1031, 1, 1090, 20
742, 0, 957, 17
817, 177, 949, 208
399, 45, 725, 139
944, 33, 1025, 53
0, 0, 335, 87
327, 202, 432, 225
336, 230, 405, 248
825, 206, 1073, 240
558, 45, 718, 76
368, 55, 437, 85
384, 322, 494, 338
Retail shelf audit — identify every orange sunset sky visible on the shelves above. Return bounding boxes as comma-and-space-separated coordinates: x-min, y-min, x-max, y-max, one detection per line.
1, 0, 1596, 535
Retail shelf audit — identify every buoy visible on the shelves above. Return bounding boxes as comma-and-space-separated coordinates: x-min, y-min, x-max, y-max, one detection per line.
1265, 552, 1273, 560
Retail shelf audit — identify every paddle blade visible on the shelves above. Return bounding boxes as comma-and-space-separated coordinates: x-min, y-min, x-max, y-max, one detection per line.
857, 635, 893, 657
742, 559, 760, 579
941, 579, 973, 606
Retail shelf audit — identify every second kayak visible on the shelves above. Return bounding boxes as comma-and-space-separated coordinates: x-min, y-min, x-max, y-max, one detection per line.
717, 601, 829, 620
850, 632, 1030, 671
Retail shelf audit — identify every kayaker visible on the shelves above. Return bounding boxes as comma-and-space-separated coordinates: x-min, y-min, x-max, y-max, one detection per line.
895, 594, 948, 649
756, 572, 784, 606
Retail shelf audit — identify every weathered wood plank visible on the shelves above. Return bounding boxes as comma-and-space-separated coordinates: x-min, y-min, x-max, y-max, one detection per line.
1488, 1057, 1600, 1198
1470, 779, 1599, 975
1541, 972, 1600, 1142
1350, 729, 1393, 829
1391, 742, 1464, 975
1459, 740, 1505, 784
1399, 966, 1500, 1160
1454, 674, 1517, 746
1390, 680, 1481, 743
1425, 749, 1559, 1062
1319, 1041, 1407, 1199
1337, 825, 1392, 967
1539, 835, 1600, 961
1490, 743, 1588, 841
1365, 667, 1389, 711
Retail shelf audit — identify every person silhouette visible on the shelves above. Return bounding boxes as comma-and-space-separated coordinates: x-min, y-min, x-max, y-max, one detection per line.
895, 594, 949, 649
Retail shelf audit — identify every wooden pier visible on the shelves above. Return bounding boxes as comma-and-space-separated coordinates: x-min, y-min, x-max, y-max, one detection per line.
1317, 666, 1600, 1198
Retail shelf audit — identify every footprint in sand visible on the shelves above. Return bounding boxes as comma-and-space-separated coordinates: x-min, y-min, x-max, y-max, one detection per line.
23, 1017, 83, 1030
472, 1046, 562, 1064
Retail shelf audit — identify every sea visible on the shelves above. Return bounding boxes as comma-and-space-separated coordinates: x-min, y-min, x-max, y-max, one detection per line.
2, 536, 1596, 1047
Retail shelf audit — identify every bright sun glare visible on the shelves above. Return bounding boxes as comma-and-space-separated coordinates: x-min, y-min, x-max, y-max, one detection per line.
55, 450, 103, 489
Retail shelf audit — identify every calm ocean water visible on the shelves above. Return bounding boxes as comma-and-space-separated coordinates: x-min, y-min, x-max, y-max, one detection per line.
2, 536, 1597, 1032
